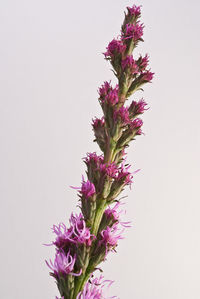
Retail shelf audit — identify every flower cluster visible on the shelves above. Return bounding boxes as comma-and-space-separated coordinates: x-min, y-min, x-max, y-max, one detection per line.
46, 4, 153, 299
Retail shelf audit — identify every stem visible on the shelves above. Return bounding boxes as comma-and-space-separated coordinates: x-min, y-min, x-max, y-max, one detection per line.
73, 275, 85, 299
73, 202, 106, 298
91, 200, 106, 235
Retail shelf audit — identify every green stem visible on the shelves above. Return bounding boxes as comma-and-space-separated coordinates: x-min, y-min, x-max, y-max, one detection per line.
91, 200, 106, 235
72, 275, 85, 299
72, 202, 106, 298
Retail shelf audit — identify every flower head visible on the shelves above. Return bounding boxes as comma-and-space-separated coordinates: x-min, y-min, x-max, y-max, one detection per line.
80, 179, 96, 198
99, 81, 119, 106
71, 178, 96, 198
114, 106, 130, 125
77, 275, 117, 299
140, 70, 154, 82
122, 23, 144, 42
121, 55, 139, 74
137, 54, 149, 71
52, 213, 93, 248
115, 163, 133, 185
126, 5, 141, 17
130, 118, 143, 129
104, 39, 126, 59
100, 225, 123, 248
129, 99, 148, 116
92, 117, 105, 129
68, 213, 93, 245
46, 250, 81, 278
99, 162, 118, 178
84, 152, 104, 168
105, 202, 131, 228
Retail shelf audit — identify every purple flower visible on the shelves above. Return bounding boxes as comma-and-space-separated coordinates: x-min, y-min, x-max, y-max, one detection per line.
130, 118, 143, 131
129, 99, 148, 115
115, 163, 133, 185
71, 178, 96, 198
105, 202, 121, 222
68, 213, 94, 245
127, 5, 141, 17
100, 225, 123, 248
140, 70, 154, 82
99, 81, 119, 106
52, 222, 71, 248
105, 202, 131, 228
129, 117, 144, 135
92, 117, 105, 129
114, 106, 130, 125
46, 250, 82, 278
122, 23, 144, 41
137, 54, 149, 71
81, 179, 96, 198
121, 55, 139, 74
84, 152, 104, 166
104, 39, 126, 59
99, 162, 118, 178
77, 275, 117, 299
52, 213, 94, 248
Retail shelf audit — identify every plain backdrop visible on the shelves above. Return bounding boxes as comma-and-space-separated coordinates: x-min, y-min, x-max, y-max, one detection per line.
0, 0, 200, 298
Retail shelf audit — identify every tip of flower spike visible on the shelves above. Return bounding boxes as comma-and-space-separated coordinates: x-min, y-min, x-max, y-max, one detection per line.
126, 4, 142, 17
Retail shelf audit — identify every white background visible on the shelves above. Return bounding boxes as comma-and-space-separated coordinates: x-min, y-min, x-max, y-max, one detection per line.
1, 0, 200, 298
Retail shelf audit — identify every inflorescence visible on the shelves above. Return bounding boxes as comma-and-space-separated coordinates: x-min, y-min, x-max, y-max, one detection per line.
46, 4, 154, 299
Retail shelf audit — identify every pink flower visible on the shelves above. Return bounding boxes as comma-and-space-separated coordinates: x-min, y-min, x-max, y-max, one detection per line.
77, 275, 117, 299
130, 118, 143, 129
121, 55, 139, 74
72, 178, 96, 198
99, 162, 118, 178
129, 99, 148, 115
68, 213, 94, 245
51, 213, 94, 248
46, 250, 82, 277
122, 23, 144, 41
100, 225, 123, 247
84, 152, 104, 167
137, 54, 149, 71
104, 39, 126, 58
140, 70, 154, 82
92, 117, 105, 129
127, 5, 141, 17
99, 81, 119, 106
51, 222, 71, 248
105, 202, 131, 228
81, 179, 96, 198
129, 118, 143, 135
115, 163, 133, 185
114, 106, 130, 125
